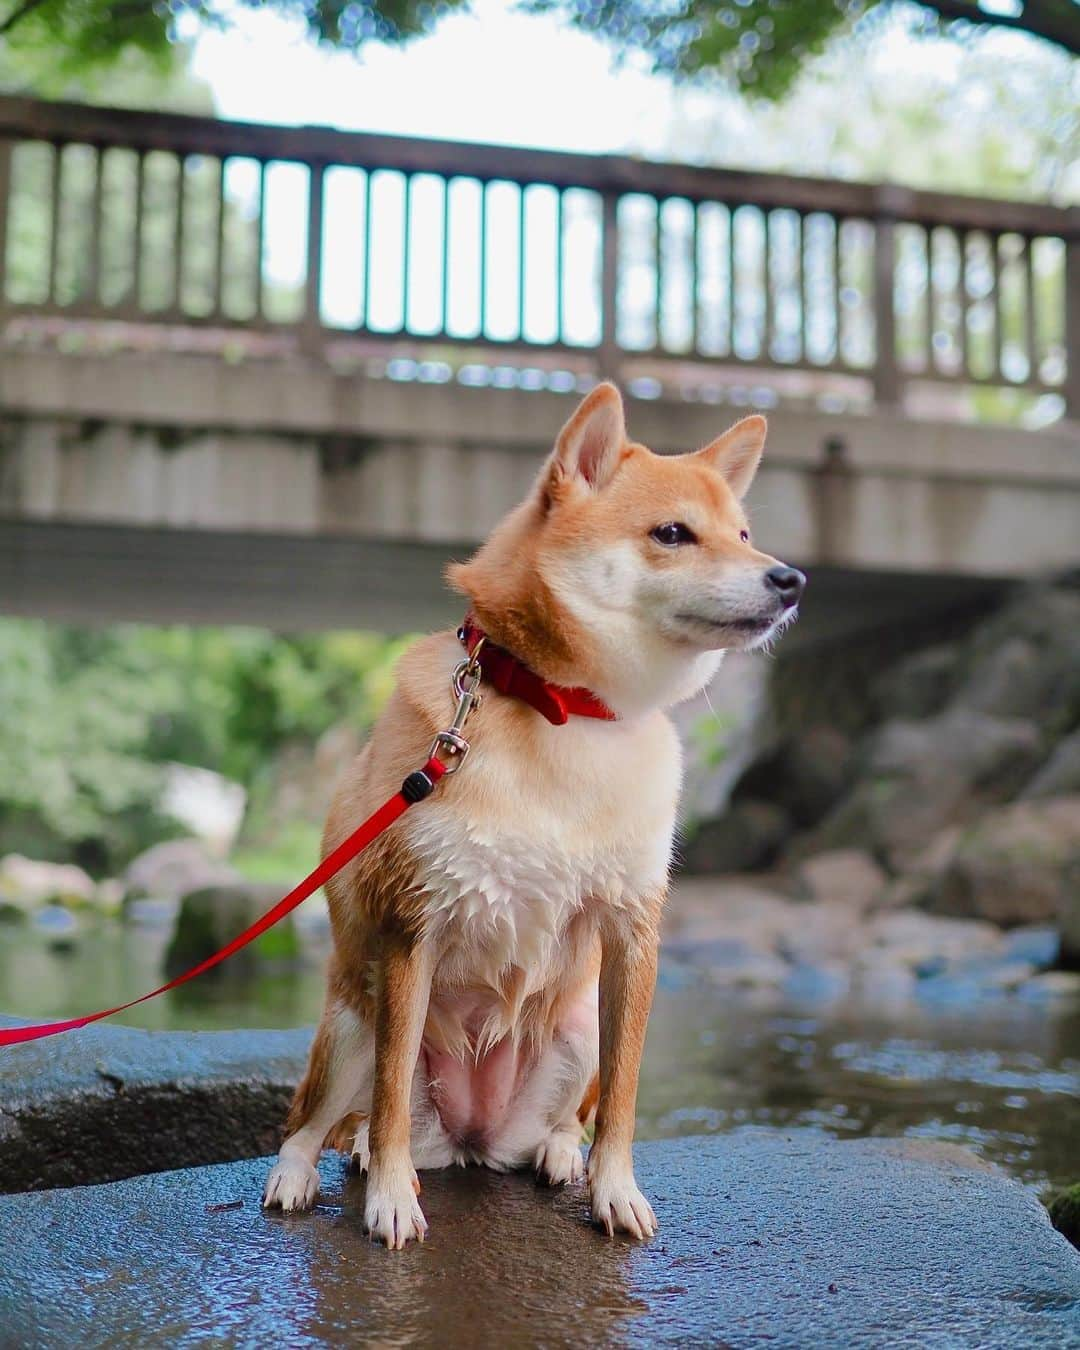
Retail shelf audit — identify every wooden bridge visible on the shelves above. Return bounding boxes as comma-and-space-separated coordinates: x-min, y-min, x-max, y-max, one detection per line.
0, 96, 1077, 639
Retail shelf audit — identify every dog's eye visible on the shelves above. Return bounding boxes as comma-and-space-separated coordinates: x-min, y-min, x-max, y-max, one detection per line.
650, 522, 697, 547
739, 530, 750, 543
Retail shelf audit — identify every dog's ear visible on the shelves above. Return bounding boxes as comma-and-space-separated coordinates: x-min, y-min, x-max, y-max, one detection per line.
694, 415, 767, 500
545, 383, 627, 499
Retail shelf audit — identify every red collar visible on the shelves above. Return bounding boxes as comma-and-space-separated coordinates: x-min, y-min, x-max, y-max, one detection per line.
459, 617, 618, 726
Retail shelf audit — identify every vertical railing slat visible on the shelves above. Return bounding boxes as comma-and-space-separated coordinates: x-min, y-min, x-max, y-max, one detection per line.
85, 145, 102, 306
440, 176, 451, 336
761, 208, 771, 361
478, 179, 488, 339
131, 149, 145, 311
362, 168, 375, 332
654, 196, 663, 351
991, 230, 1003, 382
1064, 211, 1080, 418
833, 215, 843, 367
212, 156, 227, 318
689, 201, 699, 356
599, 189, 619, 377
925, 225, 936, 372
517, 183, 527, 343
47, 141, 63, 305
956, 228, 968, 379
872, 190, 900, 405
253, 159, 266, 321
401, 172, 412, 334
727, 205, 737, 356
437, 176, 450, 337
173, 153, 186, 313
1023, 234, 1037, 385
554, 188, 564, 345
0, 137, 10, 316
304, 161, 324, 351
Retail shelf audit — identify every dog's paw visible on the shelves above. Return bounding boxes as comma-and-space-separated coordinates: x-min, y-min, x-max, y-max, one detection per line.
535, 1129, 584, 1186
587, 1154, 657, 1240
263, 1156, 320, 1213
364, 1160, 427, 1249
350, 1121, 370, 1173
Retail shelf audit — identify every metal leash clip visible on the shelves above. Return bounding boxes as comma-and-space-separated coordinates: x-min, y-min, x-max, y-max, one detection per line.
428, 635, 485, 774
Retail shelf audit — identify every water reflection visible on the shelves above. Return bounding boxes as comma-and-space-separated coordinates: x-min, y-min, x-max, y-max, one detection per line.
1, 918, 1077, 1194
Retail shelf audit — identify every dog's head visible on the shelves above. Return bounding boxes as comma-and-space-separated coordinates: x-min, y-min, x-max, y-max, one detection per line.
448, 383, 804, 717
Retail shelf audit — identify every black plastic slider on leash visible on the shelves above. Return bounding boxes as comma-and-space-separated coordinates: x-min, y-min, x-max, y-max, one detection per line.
401, 770, 437, 803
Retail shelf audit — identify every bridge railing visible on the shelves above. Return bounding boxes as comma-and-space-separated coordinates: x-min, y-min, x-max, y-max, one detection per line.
0, 95, 1076, 413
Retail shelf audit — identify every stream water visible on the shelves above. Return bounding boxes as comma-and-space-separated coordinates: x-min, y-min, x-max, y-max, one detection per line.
2, 917, 1077, 1197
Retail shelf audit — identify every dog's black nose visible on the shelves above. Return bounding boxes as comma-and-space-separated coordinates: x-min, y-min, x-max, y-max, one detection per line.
765, 566, 806, 608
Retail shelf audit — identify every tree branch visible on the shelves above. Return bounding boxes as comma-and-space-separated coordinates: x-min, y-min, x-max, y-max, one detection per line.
914, 0, 1080, 57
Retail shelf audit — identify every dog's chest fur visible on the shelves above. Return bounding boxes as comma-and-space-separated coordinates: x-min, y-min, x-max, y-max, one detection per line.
402, 711, 681, 996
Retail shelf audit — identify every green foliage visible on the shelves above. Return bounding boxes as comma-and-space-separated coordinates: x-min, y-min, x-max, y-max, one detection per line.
0, 0, 1074, 103
231, 820, 324, 883
688, 710, 733, 770
536, 1, 1078, 98
0, 618, 407, 874
0, 621, 183, 869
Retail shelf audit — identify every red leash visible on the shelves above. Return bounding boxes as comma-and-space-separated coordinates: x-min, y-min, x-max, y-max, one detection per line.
0, 755, 448, 1048
0, 623, 617, 1049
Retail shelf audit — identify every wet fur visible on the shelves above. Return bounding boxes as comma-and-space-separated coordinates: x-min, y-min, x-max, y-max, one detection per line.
263, 384, 798, 1246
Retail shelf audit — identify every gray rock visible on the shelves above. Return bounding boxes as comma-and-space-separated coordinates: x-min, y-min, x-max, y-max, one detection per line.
796, 849, 887, 912
864, 909, 1003, 968
1019, 971, 1080, 1002
732, 724, 855, 828
680, 799, 791, 874
868, 708, 1042, 797
124, 838, 239, 903
959, 587, 1080, 733
0, 854, 96, 911
1003, 925, 1062, 968
0, 1018, 311, 1192
927, 796, 1080, 928
803, 709, 1043, 866
2, 1135, 1078, 1348
958, 636, 1060, 723
1024, 731, 1080, 801
165, 881, 300, 978
872, 642, 961, 720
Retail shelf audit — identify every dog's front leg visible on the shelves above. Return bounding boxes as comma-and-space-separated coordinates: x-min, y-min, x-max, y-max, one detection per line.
587, 901, 661, 1239
365, 932, 434, 1249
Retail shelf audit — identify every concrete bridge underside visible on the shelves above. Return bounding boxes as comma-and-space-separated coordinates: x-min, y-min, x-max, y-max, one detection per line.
2, 351, 1077, 642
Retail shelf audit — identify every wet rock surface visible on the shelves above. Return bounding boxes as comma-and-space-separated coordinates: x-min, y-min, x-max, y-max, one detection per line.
2, 1133, 1078, 1348
0, 1018, 310, 1192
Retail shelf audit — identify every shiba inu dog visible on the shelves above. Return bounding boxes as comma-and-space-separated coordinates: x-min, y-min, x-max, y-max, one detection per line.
263, 382, 804, 1247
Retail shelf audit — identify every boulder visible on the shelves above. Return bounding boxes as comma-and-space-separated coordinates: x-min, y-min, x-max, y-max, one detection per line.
165, 882, 301, 978
863, 908, 1003, 969
3, 1136, 1079, 1347
957, 586, 1080, 733
732, 725, 855, 828
0, 854, 96, 913
795, 849, 887, 913
1023, 730, 1080, 801
872, 642, 961, 720
124, 838, 239, 903
679, 800, 791, 874
926, 796, 1080, 928
799, 710, 1043, 867
1049, 1182, 1080, 1251
868, 708, 1042, 798
665, 877, 800, 953
776, 902, 865, 965
0, 1019, 311, 1192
